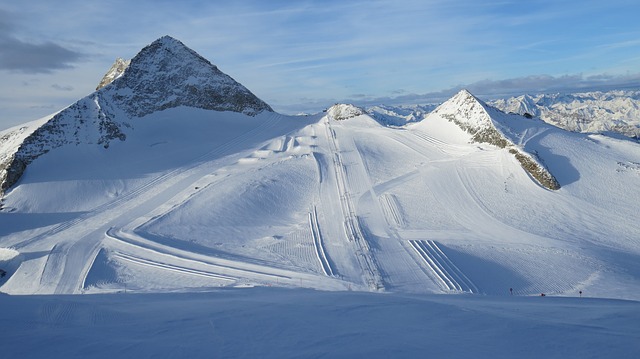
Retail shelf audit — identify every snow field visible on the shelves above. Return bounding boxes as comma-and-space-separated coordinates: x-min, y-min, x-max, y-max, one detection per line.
1, 104, 640, 300
2, 288, 639, 359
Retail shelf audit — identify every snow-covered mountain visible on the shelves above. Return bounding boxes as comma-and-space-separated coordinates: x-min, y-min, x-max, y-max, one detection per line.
0, 36, 272, 197
1, 36, 640, 307
422, 90, 560, 190
365, 91, 640, 140
2, 35, 639, 358
489, 90, 640, 139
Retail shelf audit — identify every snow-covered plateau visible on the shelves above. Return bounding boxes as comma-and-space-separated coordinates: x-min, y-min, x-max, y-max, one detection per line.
1, 36, 639, 358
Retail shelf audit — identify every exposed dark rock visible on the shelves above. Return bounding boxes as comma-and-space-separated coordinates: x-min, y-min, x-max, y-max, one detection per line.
327, 104, 366, 121
509, 149, 560, 190
104, 36, 273, 117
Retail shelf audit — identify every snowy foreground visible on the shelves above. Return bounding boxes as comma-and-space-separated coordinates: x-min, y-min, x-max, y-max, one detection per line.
2, 91, 640, 357
1, 288, 639, 358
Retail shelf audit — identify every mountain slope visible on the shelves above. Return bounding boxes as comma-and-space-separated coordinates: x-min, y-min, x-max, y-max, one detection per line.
3, 88, 639, 299
418, 89, 560, 190
0, 36, 272, 197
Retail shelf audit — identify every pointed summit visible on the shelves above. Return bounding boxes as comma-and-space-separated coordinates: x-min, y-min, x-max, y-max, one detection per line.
102, 35, 272, 117
433, 89, 506, 145
0, 36, 274, 196
436, 89, 492, 127
430, 89, 560, 190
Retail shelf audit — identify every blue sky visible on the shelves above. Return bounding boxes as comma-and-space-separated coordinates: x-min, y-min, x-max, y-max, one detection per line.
1, 0, 640, 129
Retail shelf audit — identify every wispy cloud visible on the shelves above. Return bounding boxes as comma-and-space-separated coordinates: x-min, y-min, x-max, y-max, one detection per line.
0, 9, 85, 73
51, 84, 74, 91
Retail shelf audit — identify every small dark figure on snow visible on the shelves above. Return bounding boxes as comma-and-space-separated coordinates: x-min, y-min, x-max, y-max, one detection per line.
540, 293, 546, 297
509, 288, 513, 295
0, 269, 6, 278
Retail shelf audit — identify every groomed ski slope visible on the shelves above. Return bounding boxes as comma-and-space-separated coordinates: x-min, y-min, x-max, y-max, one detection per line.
1, 105, 640, 301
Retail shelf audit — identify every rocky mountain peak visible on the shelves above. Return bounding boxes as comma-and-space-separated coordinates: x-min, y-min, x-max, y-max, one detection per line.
0, 36, 274, 197
434, 89, 494, 132
102, 35, 272, 117
327, 104, 366, 121
96, 57, 130, 90
434, 89, 560, 190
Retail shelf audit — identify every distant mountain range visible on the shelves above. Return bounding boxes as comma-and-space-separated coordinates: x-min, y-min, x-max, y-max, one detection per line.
366, 91, 640, 140
489, 91, 640, 139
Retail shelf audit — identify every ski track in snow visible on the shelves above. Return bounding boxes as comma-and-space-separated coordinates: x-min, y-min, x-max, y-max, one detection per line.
308, 205, 334, 277
378, 193, 406, 228
3, 112, 337, 294
324, 118, 385, 291
409, 240, 478, 293
2, 106, 640, 300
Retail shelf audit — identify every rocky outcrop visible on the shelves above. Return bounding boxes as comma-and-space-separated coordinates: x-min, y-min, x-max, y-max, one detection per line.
96, 58, 130, 90
327, 104, 366, 121
0, 94, 128, 195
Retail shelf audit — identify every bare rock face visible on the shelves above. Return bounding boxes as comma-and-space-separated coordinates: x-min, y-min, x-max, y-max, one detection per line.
327, 104, 366, 121
96, 58, 131, 90
103, 36, 273, 117
0, 35, 273, 197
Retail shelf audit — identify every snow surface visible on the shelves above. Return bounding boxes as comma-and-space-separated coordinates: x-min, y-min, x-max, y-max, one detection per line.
1, 288, 638, 359
1, 93, 639, 357
1, 100, 639, 299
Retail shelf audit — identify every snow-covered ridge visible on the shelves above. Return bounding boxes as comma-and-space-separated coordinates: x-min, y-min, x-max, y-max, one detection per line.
431, 89, 560, 190
0, 115, 55, 197
490, 90, 640, 139
363, 90, 640, 140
